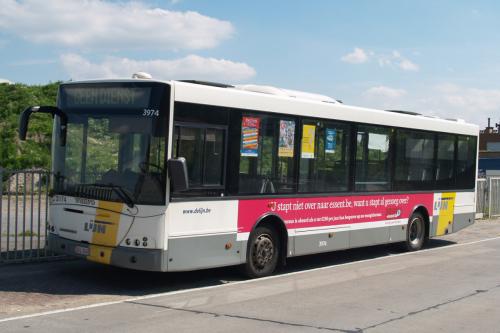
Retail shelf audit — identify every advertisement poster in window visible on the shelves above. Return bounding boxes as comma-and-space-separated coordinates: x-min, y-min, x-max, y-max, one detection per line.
278, 120, 295, 157
301, 125, 316, 158
240, 117, 260, 157
325, 128, 337, 153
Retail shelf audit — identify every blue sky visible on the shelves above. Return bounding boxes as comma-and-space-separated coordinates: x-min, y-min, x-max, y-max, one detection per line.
1, 0, 500, 126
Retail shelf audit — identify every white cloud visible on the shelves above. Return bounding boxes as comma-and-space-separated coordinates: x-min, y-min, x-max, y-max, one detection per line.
415, 85, 500, 125
0, 78, 13, 84
435, 84, 500, 113
60, 54, 256, 82
341, 48, 369, 64
342, 48, 419, 72
435, 83, 460, 94
399, 59, 419, 72
356, 83, 500, 125
361, 86, 409, 112
364, 86, 407, 99
376, 50, 419, 72
0, 0, 233, 50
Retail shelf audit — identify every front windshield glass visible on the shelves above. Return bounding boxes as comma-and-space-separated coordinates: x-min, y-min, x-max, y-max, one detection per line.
52, 83, 169, 205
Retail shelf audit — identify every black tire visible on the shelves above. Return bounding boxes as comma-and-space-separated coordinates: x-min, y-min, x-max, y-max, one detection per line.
243, 225, 280, 278
405, 212, 426, 251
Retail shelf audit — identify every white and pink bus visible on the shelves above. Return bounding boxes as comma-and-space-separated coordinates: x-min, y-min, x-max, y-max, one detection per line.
19, 77, 478, 277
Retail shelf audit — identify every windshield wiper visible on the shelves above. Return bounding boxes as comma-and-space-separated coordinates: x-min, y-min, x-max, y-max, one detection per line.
79, 183, 135, 208
109, 185, 135, 209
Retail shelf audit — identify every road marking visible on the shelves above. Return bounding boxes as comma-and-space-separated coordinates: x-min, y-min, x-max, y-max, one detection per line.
1, 235, 500, 324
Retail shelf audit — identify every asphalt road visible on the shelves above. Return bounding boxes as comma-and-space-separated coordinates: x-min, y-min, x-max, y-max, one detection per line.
1, 219, 500, 332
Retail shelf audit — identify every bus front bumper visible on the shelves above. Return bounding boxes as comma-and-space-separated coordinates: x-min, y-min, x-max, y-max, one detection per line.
48, 233, 166, 271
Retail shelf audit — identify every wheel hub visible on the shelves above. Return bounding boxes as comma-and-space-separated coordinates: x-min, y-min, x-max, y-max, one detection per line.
252, 234, 274, 269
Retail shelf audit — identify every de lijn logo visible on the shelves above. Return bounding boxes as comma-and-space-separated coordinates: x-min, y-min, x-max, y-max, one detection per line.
84, 220, 107, 234
434, 197, 452, 211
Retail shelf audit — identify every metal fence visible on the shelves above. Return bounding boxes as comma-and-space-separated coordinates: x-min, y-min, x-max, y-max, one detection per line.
0, 168, 62, 263
488, 177, 500, 218
476, 178, 488, 218
476, 177, 500, 219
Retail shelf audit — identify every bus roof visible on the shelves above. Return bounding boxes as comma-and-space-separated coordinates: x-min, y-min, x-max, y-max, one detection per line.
61, 78, 479, 136
171, 80, 478, 136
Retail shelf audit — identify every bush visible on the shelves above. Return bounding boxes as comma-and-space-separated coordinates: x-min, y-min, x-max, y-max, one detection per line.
0, 82, 60, 170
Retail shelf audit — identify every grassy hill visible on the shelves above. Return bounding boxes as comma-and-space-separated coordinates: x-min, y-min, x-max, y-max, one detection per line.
0, 82, 60, 170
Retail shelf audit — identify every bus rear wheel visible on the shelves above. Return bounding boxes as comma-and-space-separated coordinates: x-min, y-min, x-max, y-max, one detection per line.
244, 225, 280, 278
405, 212, 426, 251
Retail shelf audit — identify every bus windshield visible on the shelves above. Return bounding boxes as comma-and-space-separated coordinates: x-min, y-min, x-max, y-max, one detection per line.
52, 83, 169, 206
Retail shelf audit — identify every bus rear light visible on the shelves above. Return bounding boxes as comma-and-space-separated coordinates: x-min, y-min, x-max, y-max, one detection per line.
143, 242, 148, 247
134, 239, 140, 246
125, 238, 131, 245
225, 242, 232, 250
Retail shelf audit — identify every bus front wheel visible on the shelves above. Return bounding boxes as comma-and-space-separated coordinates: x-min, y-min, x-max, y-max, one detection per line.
244, 225, 280, 278
405, 212, 426, 251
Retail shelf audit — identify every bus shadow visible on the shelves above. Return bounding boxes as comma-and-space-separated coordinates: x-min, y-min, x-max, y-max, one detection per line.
281, 238, 456, 274
0, 239, 456, 299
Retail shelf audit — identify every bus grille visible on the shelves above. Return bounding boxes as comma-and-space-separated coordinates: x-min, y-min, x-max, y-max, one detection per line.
66, 185, 113, 202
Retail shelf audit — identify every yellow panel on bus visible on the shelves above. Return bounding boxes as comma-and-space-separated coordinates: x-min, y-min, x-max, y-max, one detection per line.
436, 193, 456, 236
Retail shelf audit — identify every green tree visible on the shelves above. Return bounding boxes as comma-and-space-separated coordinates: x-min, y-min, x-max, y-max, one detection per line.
0, 82, 60, 170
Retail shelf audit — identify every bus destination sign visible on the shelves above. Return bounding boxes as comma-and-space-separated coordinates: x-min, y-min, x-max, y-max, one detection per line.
62, 86, 152, 109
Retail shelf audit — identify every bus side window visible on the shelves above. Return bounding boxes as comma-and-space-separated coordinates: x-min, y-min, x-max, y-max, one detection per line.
299, 120, 350, 193
173, 125, 226, 195
456, 135, 476, 189
238, 115, 296, 194
355, 125, 392, 192
394, 129, 435, 191
435, 134, 455, 189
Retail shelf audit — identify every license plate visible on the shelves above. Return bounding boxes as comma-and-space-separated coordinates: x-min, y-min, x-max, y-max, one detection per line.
74, 245, 89, 256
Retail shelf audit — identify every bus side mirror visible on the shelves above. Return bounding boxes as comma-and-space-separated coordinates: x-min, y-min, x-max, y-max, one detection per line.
19, 106, 68, 146
168, 158, 189, 192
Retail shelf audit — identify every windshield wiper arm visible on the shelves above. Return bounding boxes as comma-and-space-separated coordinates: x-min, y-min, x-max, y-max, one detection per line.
110, 186, 135, 209
79, 183, 135, 208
